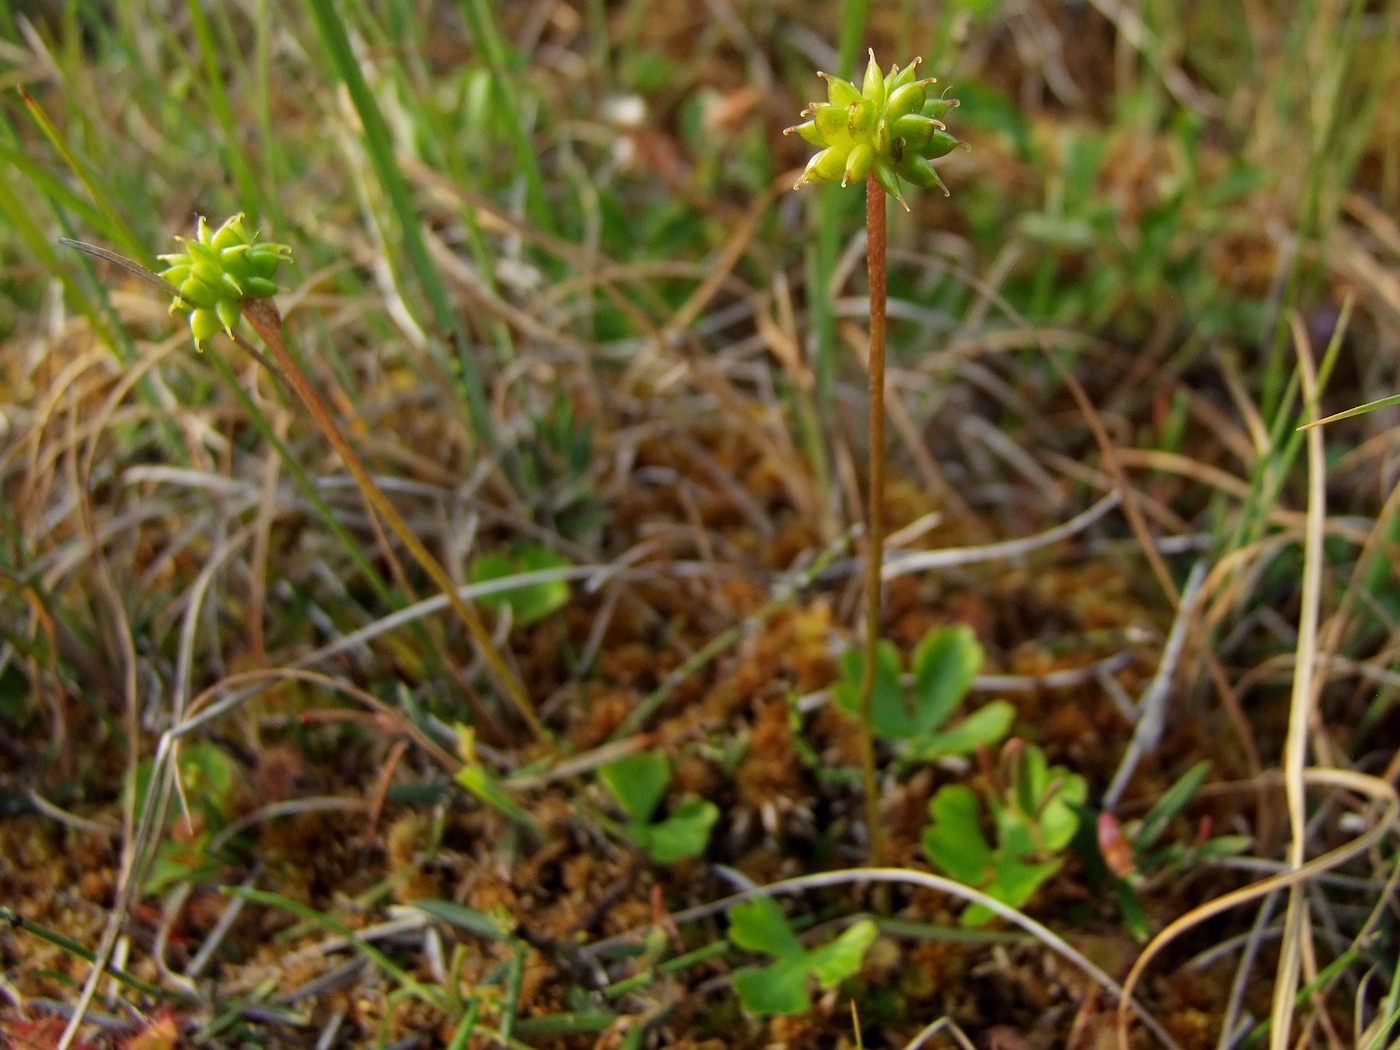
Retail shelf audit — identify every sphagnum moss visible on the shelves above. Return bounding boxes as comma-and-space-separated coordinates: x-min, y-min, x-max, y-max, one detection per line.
787, 50, 963, 864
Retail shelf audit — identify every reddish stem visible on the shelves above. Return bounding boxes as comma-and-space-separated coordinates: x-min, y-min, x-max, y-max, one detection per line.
859, 173, 888, 866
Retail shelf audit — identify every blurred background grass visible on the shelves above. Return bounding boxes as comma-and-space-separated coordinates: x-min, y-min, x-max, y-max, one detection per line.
3, 0, 1400, 1047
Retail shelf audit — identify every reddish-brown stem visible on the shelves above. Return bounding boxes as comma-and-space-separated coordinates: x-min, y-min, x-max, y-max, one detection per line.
859, 173, 888, 866
238, 300, 548, 746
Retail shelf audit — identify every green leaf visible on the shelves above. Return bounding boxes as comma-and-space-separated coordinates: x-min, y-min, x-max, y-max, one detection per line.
640, 797, 718, 863
995, 808, 1040, 863
467, 552, 515, 595
990, 854, 1061, 908
598, 751, 670, 823
806, 919, 876, 989
1037, 771, 1087, 852
1113, 879, 1149, 942
1191, 835, 1252, 861
1134, 761, 1209, 851
910, 625, 983, 734
144, 834, 220, 894
727, 897, 803, 960
960, 855, 1061, 927
175, 740, 239, 826
833, 639, 920, 740
412, 899, 511, 940
468, 544, 571, 627
732, 956, 810, 1015
1015, 743, 1050, 814
922, 784, 993, 885
908, 700, 1014, 760
513, 1009, 617, 1036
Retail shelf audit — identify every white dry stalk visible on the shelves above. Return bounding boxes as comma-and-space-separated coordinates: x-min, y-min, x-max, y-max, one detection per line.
1269, 314, 1326, 1050
881, 490, 1121, 578
1104, 558, 1208, 810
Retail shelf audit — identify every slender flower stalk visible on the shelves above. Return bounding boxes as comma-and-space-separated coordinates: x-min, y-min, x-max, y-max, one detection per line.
237, 301, 547, 744
860, 172, 888, 864
157, 217, 547, 744
787, 52, 962, 864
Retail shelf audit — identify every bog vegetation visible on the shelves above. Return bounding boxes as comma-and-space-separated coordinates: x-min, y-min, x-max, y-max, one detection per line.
0, 2, 1399, 1049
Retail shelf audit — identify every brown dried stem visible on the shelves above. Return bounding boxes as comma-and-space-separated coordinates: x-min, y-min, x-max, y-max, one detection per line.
238, 299, 547, 745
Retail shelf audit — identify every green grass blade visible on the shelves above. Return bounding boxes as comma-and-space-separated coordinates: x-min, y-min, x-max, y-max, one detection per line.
302, 0, 496, 449
808, 0, 868, 430
1297, 390, 1400, 430
0, 164, 113, 346
454, 0, 555, 237
446, 999, 480, 1050
17, 88, 151, 268
183, 0, 265, 220
0, 907, 182, 1002
836, 0, 871, 75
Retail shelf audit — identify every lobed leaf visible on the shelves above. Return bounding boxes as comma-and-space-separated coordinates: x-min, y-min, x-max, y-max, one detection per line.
731, 956, 810, 1015
598, 751, 670, 824
922, 784, 993, 885
806, 919, 876, 989
727, 896, 804, 960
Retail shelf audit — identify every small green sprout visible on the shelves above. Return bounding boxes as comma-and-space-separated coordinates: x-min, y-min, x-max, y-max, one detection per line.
832, 624, 1013, 761
157, 213, 292, 347
597, 751, 718, 864
727, 896, 876, 1016
784, 49, 963, 208
922, 740, 1086, 926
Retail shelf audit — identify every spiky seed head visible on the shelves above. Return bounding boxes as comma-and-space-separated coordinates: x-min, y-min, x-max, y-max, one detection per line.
157, 213, 292, 348
783, 50, 965, 210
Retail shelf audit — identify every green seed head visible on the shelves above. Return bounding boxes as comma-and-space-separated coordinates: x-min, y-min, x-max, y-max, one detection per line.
157, 213, 292, 348
784, 50, 965, 210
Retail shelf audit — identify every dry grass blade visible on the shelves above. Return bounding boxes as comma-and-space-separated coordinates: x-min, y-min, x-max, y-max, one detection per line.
1116, 767, 1400, 1049
1265, 310, 1329, 1050
5, 5, 1398, 1046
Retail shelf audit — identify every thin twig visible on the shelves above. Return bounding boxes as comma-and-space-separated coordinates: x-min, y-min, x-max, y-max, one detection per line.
1104, 559, 1208, 809
881, 490, 1121, 578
